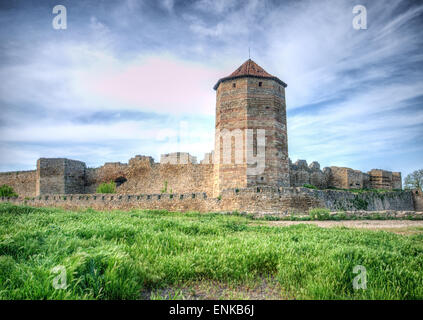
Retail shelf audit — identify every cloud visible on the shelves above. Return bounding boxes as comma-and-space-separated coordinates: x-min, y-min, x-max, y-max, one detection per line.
0, 0, 422, 179
80, 54, 220, 115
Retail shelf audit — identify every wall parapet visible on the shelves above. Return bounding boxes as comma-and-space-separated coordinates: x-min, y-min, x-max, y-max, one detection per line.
0, 187, 418, 215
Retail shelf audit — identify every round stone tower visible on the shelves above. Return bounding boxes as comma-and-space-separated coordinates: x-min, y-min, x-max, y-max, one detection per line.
212, 59, 289, 196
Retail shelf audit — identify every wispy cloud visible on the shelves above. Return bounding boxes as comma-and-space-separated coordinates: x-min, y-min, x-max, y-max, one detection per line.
0, 0, 422, 179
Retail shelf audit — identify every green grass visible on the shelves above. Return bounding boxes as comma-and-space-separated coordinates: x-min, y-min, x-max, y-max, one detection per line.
303, 184, 317, 189
96, 181, 116, 194
0, 185, 18, 198
0, 203, 422, 300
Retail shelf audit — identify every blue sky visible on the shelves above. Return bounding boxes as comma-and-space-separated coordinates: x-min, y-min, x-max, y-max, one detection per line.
0, 0, 422, 180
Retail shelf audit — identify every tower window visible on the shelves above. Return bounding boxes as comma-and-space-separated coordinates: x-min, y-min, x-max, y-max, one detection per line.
259, 82, 262, 87
232, 83, 236, 88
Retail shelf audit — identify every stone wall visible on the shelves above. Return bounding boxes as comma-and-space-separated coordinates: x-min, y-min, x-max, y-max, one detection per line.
289, 159, 330, 188
301, 188, 414, 211
369, 169, 402, 190
160, 152, 197, 164
213, 76, 290, 197
85, 162, 128, 193
412, 189, 423, 212
2, 187, 417, 215
329, 166, 370, 189
289, 160, 401, 191
37, 158, 86, 195
84, 155, 214, 195
0, 170, 37, 197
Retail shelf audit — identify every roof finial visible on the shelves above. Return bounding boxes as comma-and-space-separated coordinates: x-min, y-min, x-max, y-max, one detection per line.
248, 47, 250, 60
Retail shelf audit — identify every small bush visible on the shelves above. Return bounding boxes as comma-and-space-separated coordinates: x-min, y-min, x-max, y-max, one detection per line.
160, 181, 168, 194
0, 185, 18, 197
303, 184, 317, 189
333, 211, 348, 220
96, 181, 116, 194
309, 208, 330, 220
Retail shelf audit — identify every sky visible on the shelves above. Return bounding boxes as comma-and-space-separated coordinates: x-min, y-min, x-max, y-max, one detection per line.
0, 0, 422, 181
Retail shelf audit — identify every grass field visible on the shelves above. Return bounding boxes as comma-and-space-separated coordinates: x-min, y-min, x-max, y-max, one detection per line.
0, 203, 422, 300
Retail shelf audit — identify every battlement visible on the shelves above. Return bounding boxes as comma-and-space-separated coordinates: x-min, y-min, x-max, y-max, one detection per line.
1, 187, 418, 215
160, 152, 197, 164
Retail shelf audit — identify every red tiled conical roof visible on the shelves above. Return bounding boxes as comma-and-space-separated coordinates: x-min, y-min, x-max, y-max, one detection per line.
213, 59, 287, 90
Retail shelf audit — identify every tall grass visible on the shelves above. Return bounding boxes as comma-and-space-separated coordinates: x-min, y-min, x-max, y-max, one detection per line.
96, 181, 116, 194
0, 203, 422, 300
0, 185, 18, 197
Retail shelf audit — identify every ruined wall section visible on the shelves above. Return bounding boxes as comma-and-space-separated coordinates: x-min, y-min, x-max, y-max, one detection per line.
37, 158, 86, 195
0, 170, 37, 197
85, 162, 128, 193
369, 169, 402, 190
161, 152, 197, 164
37, 158, 66, 195
289, 159, 330, 188
83, 155, 214, 195
64, 159, 86, 194
118, 156, 214, 195
329, 166, 370, 189
412, 189, 423, 212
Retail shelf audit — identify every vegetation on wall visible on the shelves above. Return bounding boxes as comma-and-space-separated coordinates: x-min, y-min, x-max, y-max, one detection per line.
303, 184, 318, 189
160, 181, 168, 194
96, 181, 116, 194
0, 185, 18, 198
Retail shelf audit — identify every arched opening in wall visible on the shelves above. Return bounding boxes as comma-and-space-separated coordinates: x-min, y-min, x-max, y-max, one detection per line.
114, 177, 127, 187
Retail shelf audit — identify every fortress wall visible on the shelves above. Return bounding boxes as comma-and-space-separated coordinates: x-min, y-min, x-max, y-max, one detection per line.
83, 155, 214, 196
117, 163, 214, 195
1, 188, 416, 215
412, 189, 423, 212
64, 159, 86, 194
85, 162, 128, 193
300, 188, 414, 211
369, 170, 402, 190
289, 160, 330, 189
37, 158, 66, 195
37, 158, 86, 196
2, 193, 218, 213
0, 170, 37, 197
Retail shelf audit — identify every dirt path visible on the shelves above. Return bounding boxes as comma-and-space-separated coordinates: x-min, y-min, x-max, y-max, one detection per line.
263, 220, 423, 234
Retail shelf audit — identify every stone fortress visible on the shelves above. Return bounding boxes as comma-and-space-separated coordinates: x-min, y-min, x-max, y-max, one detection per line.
1, 60, 421, 214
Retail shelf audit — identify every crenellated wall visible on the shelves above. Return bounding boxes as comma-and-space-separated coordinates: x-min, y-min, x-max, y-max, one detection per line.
1, 187, 418, 215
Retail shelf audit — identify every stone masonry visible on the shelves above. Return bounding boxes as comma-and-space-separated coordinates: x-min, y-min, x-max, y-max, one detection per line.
0, 59, 411, 212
